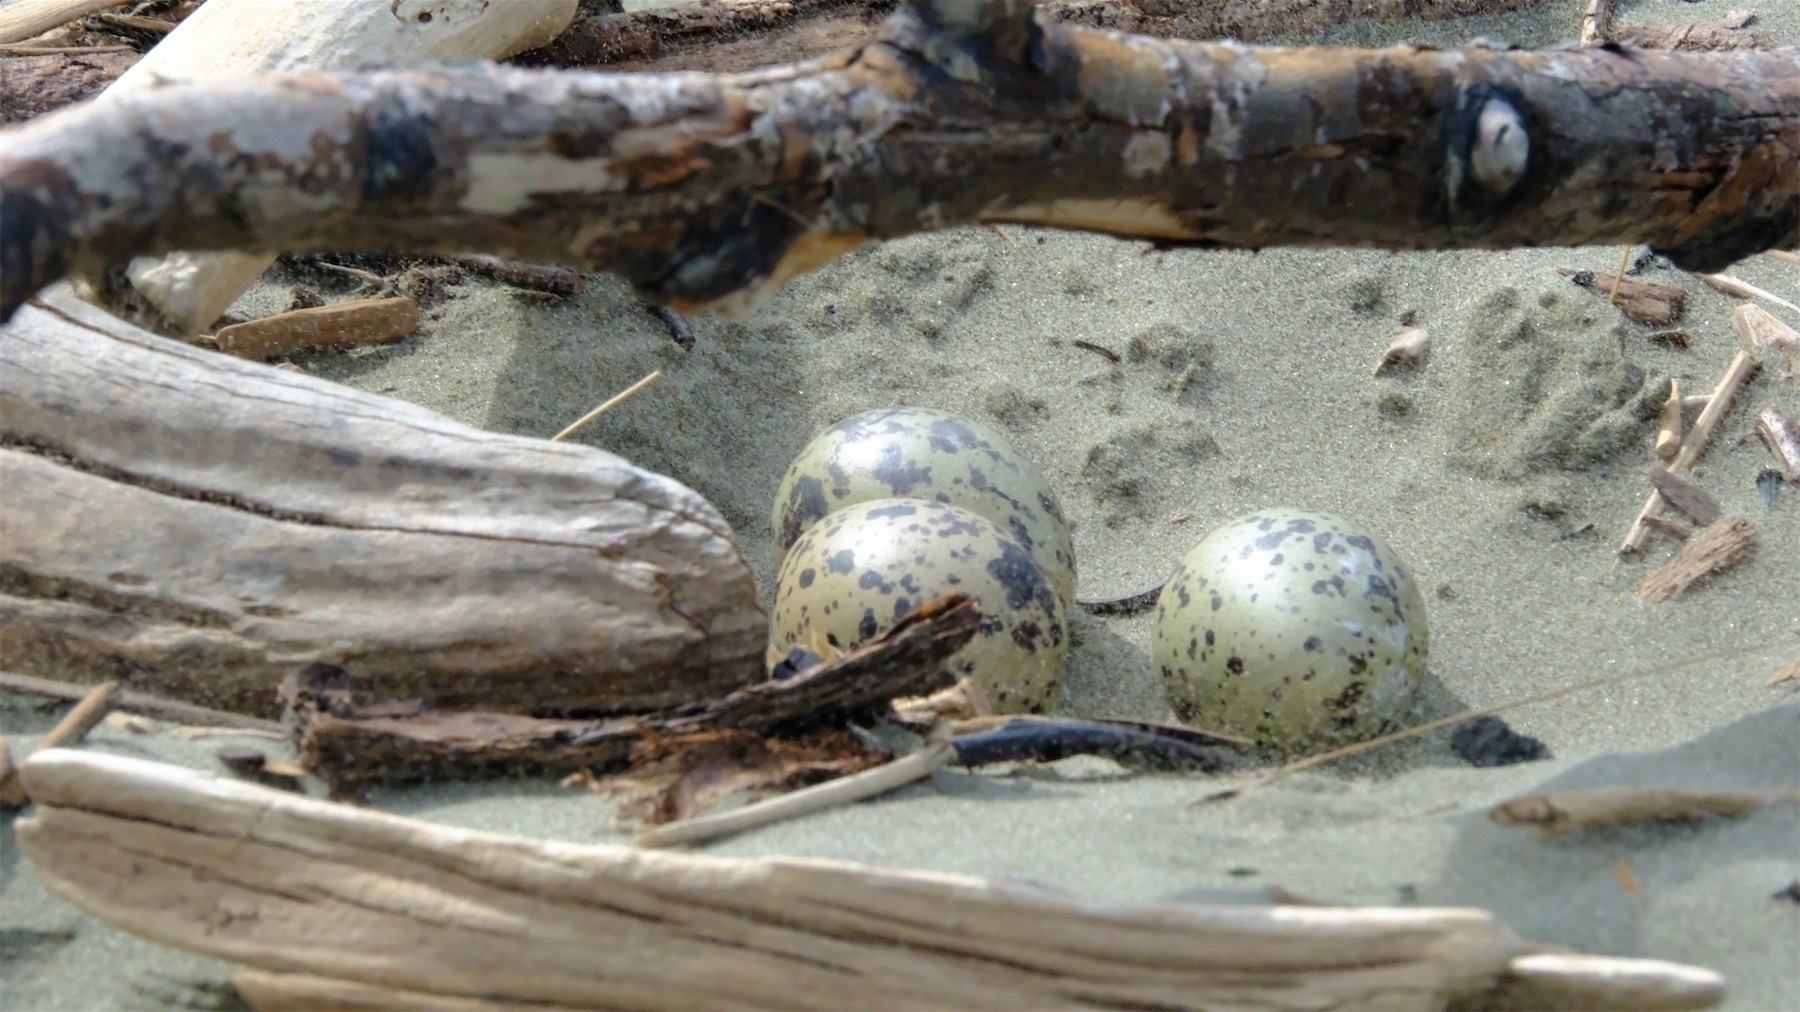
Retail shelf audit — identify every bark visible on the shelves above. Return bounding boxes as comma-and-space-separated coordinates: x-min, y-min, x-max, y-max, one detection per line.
1045, 0, 1555, 44
2, 0, 1794, 323
284, 595, 978, 789
0, 289, 766, 717
0, 50, 135, 124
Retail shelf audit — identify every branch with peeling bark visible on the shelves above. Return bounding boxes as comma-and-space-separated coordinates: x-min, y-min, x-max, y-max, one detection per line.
2, 0, 1795, 322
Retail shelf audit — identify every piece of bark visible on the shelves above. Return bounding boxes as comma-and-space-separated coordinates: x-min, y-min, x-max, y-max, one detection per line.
0, 669, 286, 733
284, 595, 978, 789
1756, 407, 1800, 481
4, 4, 1797, 325
91, 0, 579, 335
1558, 268, 1687, 326
1734, 303, 1800, 383
210, 296, 418, 359
17, 747, 1727, 1011
1619, 9, 1762, 51
1637, 514, 1757, 602
0, 50, 136, 124
0, 288, 765, 717
1621, 351, 1759, 553
1489, 785, 1800, 838
1647, 467, 1720, 526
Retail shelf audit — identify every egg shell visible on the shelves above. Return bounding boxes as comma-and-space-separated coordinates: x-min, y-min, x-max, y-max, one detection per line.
771, 407, 1076, 609
770, 498, 1068, 714
1153, 509, 1429, 752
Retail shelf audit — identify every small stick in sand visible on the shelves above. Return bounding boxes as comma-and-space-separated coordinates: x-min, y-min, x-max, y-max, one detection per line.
26, 680, 122, 760
550, 370, 663, 442
0, 736, 25, 809
1701, 273, 1800, 318
210, 296, 419, 360
450, 254, 586, 298
1071, 339, 1121, 363
1654, 379, 1682, 461
1767, 656, 1800, 688
1646, 466, 1719, 526
1578, 0, 1617, 46
1756, 408, 1800, 480
1734, 304, 1800, 382
1621, 350, 1759, 553
1605, 245, 1632, 304
1373, 327, 1430, 375
1557, 268, 1685, 326
648, 304, 695, 349
0, 670, 285, 734
1767, 250, 1800, 266
636, 721, 954, 848
1639, 515, 1692, 542
1637, 514, 1757, 603
989, 223, 1018, 247
1489, 785, 1800, 838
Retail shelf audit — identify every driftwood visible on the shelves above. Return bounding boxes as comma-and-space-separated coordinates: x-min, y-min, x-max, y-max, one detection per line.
0, 289, 766, 716
1647, 466, 1720, 527
17, 747, 1729, 1011
1636, 515, 1758, 603
1489, 785, 1800, 838
95, 0, 579, 335
210, 294, 419, 359
0, 49, 134, 123
3, 1, 1795, 322
1757, 407, 1800, 480
1621, 10, 1762, 53
1621, 351, 1760, 553
283, 595, 978, 789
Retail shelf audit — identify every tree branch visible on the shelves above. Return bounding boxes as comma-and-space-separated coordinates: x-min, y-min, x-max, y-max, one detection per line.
2, 0, 1794, 322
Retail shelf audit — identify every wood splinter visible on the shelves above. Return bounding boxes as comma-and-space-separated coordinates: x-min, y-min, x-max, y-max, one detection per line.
1768, 656, 1800, 688
1756, 407, 1800, 481
210, 296, 418, 360
1490, 784, 1800, 838
1654, 378, 1682, 461
0, 679, 121, 809
1647, 466, 1720, 526
1373, 327, 1430, 375
1637, 514, 1757, 603
1621, 350, 1758, 553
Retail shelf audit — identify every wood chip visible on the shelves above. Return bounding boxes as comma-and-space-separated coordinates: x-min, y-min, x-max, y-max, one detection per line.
1757, 407, 1800, 481
1647, 467, 1719, 526
1733, 303, 1800, 383
210, 296, 419, 360
1373, 327, 1430, 375
1490, 785, 1800, 838
1637, 515, 1757, 602
1558, 268, 1685, 326
1767, 656, 1800, 688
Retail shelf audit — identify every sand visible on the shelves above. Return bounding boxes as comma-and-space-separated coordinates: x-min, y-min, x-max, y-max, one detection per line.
3, 0, 1798, 1008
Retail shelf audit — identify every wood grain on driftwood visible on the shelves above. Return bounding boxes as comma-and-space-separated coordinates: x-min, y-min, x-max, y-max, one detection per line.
16, 748, 1728, 1011
2, 0, 1793, 321
0, 289, 766, 716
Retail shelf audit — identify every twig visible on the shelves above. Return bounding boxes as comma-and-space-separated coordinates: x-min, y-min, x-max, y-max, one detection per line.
636, 721, 955, 847
1579, 0, 1616, 46
649, 304, 695, 348
1490, 785, 1800, 838
1768, 251, 1800, 266
949, 717, 1242, 772
1606, 245, 1632, 304
0, 669, 286, 733
550, 370, 663, 442
1070, 338, 1120, 363
1636, 515, 1757, 603
210, 297, 419, 360
1768, 655, 1800, 687
451, 254, 586, 297
1620, 350, 1758, 553
0, 42, 133, 53
34, 679, 120, 752
989, 223, 1017, 247
1076, 580, 1166, 615
1700, 273, 1800, 317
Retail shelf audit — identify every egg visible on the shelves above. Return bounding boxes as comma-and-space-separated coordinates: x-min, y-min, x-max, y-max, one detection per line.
771, 407, 1076, 609
1152, 509, 1429, 753
770, 498, 1068, 714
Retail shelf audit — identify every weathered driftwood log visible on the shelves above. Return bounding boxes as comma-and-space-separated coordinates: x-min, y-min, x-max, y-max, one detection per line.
285, 596, 979, 789
17, 748, 1728, 1011
2, 0, 1794, 321
0, 50, 135, 123
0, 289, 766, 716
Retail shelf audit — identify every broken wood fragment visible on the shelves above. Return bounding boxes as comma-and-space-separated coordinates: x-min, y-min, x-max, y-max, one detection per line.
0, 49, 135, 124
1768, 656, 1800, 688
1618, 9, 1760, 51
451, 253, 586, 297
1756, 407, 1800, 480
1558, 268, 1686, 326
1647, 466, 1720, 526
1489, 784, 1800, 838
1655, 379, 1682, 461
0, 289, 765, 717
1704, 273, 1800, 317
210, 296, 419, 360
1578, 0, 1616, 46
285, 595, 980, 790
4, 1, 1796, 323
34, 679, 120, 751
948, 716, 1243, 772
1621, 351, 1759, 553
1639, 515, 1692, 542
1374, 327, 1430, 375
1637, 515, 1757, 603
1733, 303, 1800, 383
0, 0, 126, 44
16, 746, 1728, 1011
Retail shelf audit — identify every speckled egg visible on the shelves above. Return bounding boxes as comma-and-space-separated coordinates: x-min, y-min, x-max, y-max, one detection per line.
770, 498, 1068, 714
771, 407, 1076, 609
1153, 510, 1429, 753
